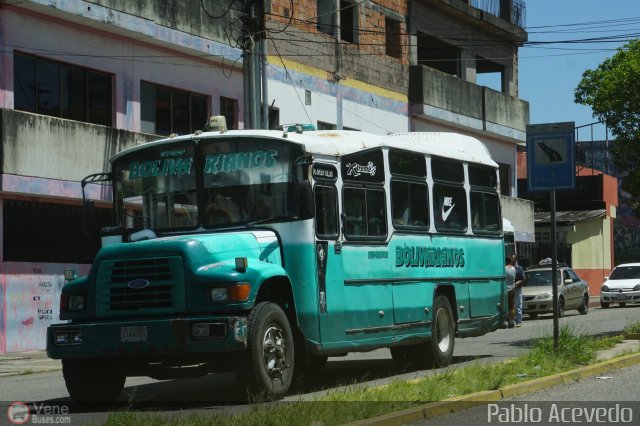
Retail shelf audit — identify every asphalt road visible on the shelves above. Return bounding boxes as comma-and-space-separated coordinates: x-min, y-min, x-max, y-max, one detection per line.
0, 304, 638, 424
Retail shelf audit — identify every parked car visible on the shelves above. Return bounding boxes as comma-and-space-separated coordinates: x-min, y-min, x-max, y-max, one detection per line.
600, 263, 640, 308
522, 261, 590, 318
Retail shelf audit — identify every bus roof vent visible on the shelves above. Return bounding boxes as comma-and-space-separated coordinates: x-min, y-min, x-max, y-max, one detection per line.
207, 115, 227, 133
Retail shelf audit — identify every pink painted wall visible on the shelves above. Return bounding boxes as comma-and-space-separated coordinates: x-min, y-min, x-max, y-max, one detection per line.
1, 262, 91, 354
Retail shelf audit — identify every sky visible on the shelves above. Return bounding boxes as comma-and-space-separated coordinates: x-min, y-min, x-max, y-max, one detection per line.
517, 0, 640, 141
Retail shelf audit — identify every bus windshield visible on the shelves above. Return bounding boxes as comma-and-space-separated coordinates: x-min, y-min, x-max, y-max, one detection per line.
112, 138, 312, 231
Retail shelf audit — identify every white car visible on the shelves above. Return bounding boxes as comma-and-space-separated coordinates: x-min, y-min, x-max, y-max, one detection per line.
600, 263, 640, 308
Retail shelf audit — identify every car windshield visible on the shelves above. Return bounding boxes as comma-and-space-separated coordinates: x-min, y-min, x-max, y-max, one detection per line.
524, 269, 561, 286
609, 265, 640, 280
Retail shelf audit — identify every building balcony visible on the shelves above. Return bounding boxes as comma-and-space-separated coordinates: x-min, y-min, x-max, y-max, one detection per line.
421, 0, 527, 41
409, 65, 529, 142
0, 109, 156, 200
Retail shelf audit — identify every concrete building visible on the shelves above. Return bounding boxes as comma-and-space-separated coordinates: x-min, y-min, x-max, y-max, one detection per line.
0, 0, 244, 353
0, 0, 533, 353
266, 0, 534, 242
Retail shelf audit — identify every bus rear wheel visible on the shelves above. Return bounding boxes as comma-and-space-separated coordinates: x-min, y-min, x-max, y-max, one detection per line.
236, 302, 295, 399
427, 295, 455, 368
390, 295, 455, 370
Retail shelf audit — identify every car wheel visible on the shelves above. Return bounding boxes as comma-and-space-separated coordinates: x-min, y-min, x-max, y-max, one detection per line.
601, 301, 610, 309
557, 297, 565, 318
578, 294, 589, 315
619, 302, 626, 308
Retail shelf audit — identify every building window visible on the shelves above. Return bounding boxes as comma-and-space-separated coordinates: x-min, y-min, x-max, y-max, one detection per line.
340, 0, 358, 43
317, 0, 334, 35
13, 52, 112, 126
268, 106, 280, 130
140, 82, 208, 136
3, 200, 112, 263
317, 121, 337, 130
498, 163, 511, 196
385, 18, 402, 59
220, 97, 238, 130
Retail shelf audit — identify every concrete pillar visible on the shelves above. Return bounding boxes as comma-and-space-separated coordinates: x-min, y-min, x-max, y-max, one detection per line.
460, 50, 476, 83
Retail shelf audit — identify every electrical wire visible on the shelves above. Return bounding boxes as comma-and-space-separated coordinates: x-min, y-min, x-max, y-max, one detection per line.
200, 0, 238, 20
268, 37, 313, 125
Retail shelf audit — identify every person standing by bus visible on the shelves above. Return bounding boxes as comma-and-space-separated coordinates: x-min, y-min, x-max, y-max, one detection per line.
505, 256, 516, 328
512, 254, 525, 327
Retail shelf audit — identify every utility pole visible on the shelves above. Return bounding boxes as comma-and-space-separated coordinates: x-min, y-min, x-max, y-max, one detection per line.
241, 0, 267, 129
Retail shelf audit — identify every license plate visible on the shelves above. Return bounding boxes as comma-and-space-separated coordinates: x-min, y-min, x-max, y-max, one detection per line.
121, 326, 147, 342
615, 294, 628, 300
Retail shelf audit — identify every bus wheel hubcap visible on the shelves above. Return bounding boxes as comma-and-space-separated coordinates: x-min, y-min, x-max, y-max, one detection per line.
435, 309, 451, 353
263, 325, 287, 378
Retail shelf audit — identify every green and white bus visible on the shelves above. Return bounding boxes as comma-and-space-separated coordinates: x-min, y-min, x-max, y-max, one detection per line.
47, 120, 507, 401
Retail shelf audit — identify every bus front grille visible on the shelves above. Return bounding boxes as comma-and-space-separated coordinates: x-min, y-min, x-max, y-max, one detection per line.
96, 256, 185, 316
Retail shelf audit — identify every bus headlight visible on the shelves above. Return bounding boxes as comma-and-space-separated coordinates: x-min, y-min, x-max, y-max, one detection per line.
68, 295, 85, 311
210, 287, 229, 302
210, 283, 251, 302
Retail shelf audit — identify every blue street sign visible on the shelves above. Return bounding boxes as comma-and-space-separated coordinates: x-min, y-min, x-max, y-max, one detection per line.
526, 122, 576, 191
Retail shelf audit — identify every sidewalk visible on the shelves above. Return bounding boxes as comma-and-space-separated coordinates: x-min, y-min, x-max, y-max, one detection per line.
0, 350, 61, 378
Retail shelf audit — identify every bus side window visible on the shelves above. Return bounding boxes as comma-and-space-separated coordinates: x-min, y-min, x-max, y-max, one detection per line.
433, 184, 467, 232
314, 186, 338, 238
470, 191, 500, 233
391, 180, 428, 228
343, 187, 386, 239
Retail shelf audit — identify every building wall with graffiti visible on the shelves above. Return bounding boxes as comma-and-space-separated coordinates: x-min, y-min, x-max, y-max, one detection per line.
576, 140, 640, 264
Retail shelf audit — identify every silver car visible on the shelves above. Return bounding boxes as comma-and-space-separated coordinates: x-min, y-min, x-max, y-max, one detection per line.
522, 264, 590, 318
600, 263, 640, 308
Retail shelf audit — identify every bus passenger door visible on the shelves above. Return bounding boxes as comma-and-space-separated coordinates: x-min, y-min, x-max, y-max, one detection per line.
313, 184, 348, 344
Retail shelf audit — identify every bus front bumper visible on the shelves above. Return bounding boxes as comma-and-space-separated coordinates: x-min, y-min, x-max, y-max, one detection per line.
46, 316, 247, 360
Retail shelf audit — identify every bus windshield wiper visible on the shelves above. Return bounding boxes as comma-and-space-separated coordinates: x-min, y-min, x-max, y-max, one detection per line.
247, 214, 299, 226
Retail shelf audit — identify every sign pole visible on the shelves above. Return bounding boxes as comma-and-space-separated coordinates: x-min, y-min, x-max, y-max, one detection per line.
550, 190, 559, 351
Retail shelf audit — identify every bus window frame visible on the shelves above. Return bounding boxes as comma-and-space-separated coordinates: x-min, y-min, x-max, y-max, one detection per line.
390, 178, 430, 231
469, 188, 501, 235
342, 184, 388, 242
314, 184, 339, 240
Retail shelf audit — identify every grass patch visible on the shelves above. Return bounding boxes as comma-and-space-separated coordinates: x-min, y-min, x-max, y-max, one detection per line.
624, 320, 640, 335
106, 326, 628, 426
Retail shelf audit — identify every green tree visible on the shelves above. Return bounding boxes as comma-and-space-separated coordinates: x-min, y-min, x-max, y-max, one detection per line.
575, 39, 640, 209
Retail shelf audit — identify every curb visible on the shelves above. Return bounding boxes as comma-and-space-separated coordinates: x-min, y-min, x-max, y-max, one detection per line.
345, 351, 640, 426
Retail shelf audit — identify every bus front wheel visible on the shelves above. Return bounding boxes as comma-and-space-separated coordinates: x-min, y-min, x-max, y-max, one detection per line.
427, 295, 455, 368
62, 358, 125, 403
236, 302, 295, 399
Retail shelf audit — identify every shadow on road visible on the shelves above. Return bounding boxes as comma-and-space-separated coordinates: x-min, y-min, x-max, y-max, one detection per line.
33, 353, 490, 414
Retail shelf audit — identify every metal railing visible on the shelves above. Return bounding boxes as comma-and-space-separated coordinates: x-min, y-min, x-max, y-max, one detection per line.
470, 0, 526, 29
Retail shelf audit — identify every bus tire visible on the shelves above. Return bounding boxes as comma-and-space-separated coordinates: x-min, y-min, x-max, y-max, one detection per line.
62, 359, 125, 403
426, 295, 455, 368
236, 302, 294, 399
391, 345, 428, 371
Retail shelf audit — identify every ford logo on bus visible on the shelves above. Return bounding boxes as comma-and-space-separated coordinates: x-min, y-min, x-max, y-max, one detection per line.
128, 279, 150, 289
